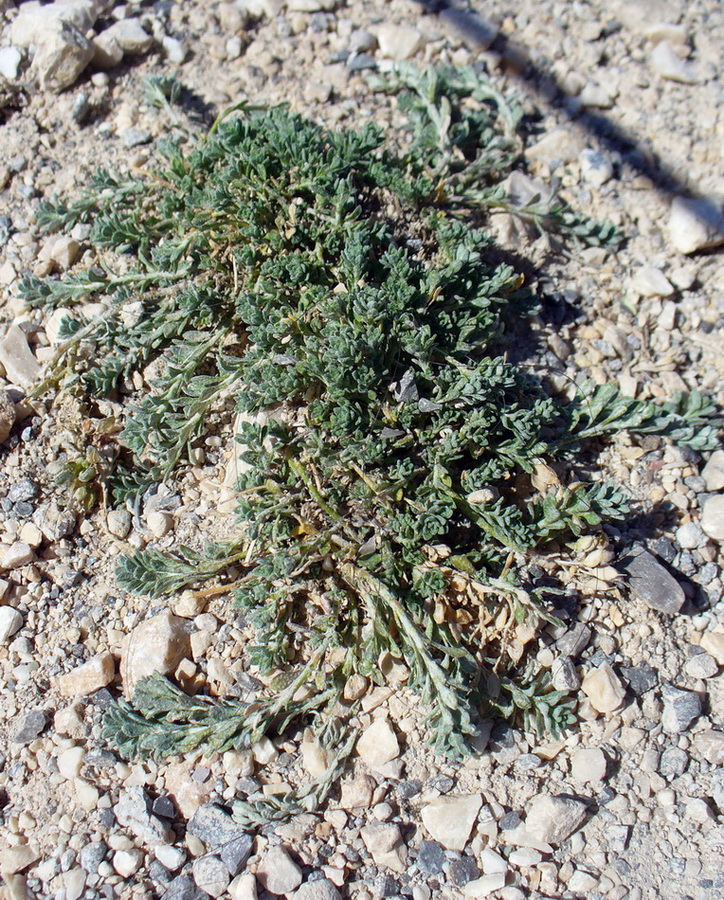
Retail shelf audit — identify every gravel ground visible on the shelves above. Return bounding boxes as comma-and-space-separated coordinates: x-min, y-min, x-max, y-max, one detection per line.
0, 1, 723, 900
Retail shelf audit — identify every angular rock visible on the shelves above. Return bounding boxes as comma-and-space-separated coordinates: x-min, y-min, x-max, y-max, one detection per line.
31, 21, 94, 92
338, 773, 375, 809
187, 804, 249, 851
527, 128, 585, 165
33, 502, 76, 541
701, 495, 724, 542
524, 795, 587, 845
114, 786, 173, 846
702, 450, 724, 491
661, 685, 701, 734
668, 196, 724, 254
416, 840, 446, 875
651, 41, 699, 83
581, 663, 626, 713
630, 266, 675, 297
256, 847, 302, 895
376, 23, 422, 61
0, 389, 16, 443
104, 18, 154, 54
13, 709, 47, 743
700, 631, 724, 665
161, 874, 208, 900
571, 748, 607, 784
360, 821, 407, 872
692, 729, 724, 765
620, 547, 685, 614
356, 717, 400, 768
121, 611, 191, 696
420, 793, 482, 851
192, 855, 230, 898
0, 325, 41, 387
92, 31, 124, 68
0, 844, 39, 876
57, 652, 115, 697
292, 880, 342, 900
0, 606, 23, 643
683, 652, 718, 679
221, 837, 253, 878
0, 46, 22, 81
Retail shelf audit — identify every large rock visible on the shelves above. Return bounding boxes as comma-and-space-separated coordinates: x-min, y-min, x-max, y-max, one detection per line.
57, 652, 115, 697
421, 794, 482, 851
360, 822, 407, 872
668, 196, 724, 254
255, 847, 302, 895
114, 786, 173, 846
524, 795, 587, 845
581, 663, 626, 713
121, 611, 191, 696
355, 717, 400, 768
11, 0, 98, 46
620, 547, 685, 614
31, 21, 94, 92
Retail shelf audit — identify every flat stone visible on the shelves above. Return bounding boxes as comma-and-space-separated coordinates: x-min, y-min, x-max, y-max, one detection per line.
702, 451, 724, 491
676, 522, 706, 550
115, 786, 173, 846
356, 718, 400, 768
360, 821, 407, 872
121, 611, 191, 696
524, 795, 587, 845
700, 631, 724, 665
0, 606, 23, 643
630, 266, 675, 298
420, 793, 482, 851
187, 804, 249, 851
292, 879, 342, 900
416, 840, 445, 875
192, 855, 230, 898
462, 874, 506, 898
701, 495, 724, 542
57, 652, 115, 697
256, 847, 302, 895
620, 547, 685, 614
668, 196, 724, 255
692, 729, 724, 765
571, 747, 607, 784
651, 41, 699, 83
0, 844, 39, 876
581, 663, 626, 713
375, 23, 422, 61
0, 325, 41, 387
13, 709, 47, 743
684, 652, 718, 679
161, 874, 209, 900
31, 21, 94, 92
338, 773, 375, 809
661, 685, 701, 733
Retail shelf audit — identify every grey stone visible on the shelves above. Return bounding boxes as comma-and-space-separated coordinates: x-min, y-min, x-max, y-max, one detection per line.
684, 652, 718, 679
13, 710, 47, 743
659, 746, 689, 779
80, 842, 107, 874
220, 836, 253, 876
160, 875, 209, 900
579, 149, 614, 187
447, 856, 480, 886
620, 547, 685, 614
187, 804, 249, 850
620, 662, 659, 695
292, 879, 342, 900
397, 779, 422, 800
123, 129, 152, 148
114, 787, 173, 846
551, 656, 580, 691
661, 685, 702, 734
8, 480, 38, 503
0, 389, 15, 444
416, 840, 445, 875
555, 623, 592, 657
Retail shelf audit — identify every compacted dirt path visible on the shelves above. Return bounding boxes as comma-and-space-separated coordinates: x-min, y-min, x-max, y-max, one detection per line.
0, 2, 723, 899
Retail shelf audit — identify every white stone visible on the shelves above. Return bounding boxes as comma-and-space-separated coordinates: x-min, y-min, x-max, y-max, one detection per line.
651, 41, 699, 83
360, 822, 407, 872
107, 508, 132, 538
121, 611, 191, 695
251, 736, 277, 764
11, 1, 97, 46
0, 46, 22, 80
92, 30, 124, 68
230, 873, 258, 900
462, 874, 506, 898
579, 82, 613, 109
256, 847, 302, 895
0, 844, 39, 876
155, 845, 186, 871
581, 663, 626, 713
700, 631, 724, 665
702, 451, 724, 491
0, 325, 41, 387
287, 0, 337, 10
579, 149, 614, 187
104, 19, 154, 54
1, 541, 35, 569
57, 745, 85, 779
50, 236, 80, 270
146, 510, 172, 537
525, 795, 587, 845
421, 794, 482, 851
293, 879, 342, 900
112, 849, 143, 877
376, 23, 423, 61
480, 848, 507, 875
569, 870, 599, 892
31, 21, 94, 92
58, 652, 115, 697
0, 606, 23, 643
193, 855, 231, 897
668, 196, 724, 254
300, 740, 329, 777
527, 128, 585, 165
356, 718, 400, 768
508, 848, 542, 867
630, 266, 675, 297
64, 867, 87, 900
162, 36, 187, 64
701, 495, 724, 542
571, 747, 607, 784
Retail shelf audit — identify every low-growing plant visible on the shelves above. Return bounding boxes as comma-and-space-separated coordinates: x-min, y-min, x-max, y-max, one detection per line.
27, 67, 718, 822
